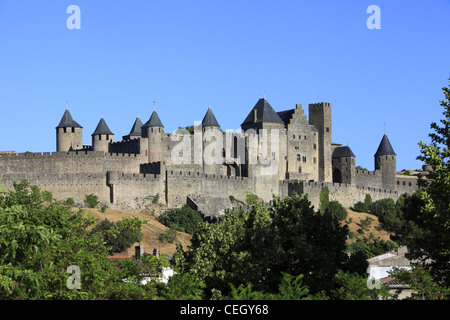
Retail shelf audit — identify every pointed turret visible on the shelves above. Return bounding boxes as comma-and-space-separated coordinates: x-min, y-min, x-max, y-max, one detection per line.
92, 117, 114, 153
56, 108, 83, 152
123, 117, 143, 140
56, 109, 82, 129
374, 134, 396, 157
241, 98, 284, 131
202, 107, 220, 128
374, 133, 396, 190
142, 110, 164, 129
142, 110, 164, 162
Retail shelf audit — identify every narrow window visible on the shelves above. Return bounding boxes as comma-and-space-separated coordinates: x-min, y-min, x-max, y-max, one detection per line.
326, 127, 329, 133
72, 127, 75, 133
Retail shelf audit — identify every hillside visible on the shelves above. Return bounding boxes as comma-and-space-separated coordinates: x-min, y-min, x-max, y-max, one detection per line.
342, 208, 393, 243
80, 204, 192, 258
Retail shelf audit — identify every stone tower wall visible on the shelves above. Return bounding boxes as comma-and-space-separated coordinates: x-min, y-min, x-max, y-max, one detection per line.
308, 103, 332, 182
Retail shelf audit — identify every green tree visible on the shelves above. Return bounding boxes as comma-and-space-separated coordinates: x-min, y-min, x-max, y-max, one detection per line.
0, 181, 162, 299
91, 217, 145, 254
409, 78, 450, 286
319, 186, 329, 213
326, 200, 347, 220
84, 194, 99, 208
174, 193, 349, 297
157, 205, 204, 235
330, 270, 390, 300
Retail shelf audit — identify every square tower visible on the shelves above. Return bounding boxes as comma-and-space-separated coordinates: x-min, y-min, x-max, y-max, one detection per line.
308, 102, 332, 182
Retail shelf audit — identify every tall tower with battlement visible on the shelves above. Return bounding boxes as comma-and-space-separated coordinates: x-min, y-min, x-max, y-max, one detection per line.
142, 110, 164, 162
308, 102, 332, 182
92, 117, 114, 153
374, 133, 397, 190
56, 108, 83, 152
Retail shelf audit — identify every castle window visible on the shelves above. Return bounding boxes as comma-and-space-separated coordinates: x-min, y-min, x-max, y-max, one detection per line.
409, 182, 412, 186
293, 135, 295, 139
159, 128, 161, 133
397, 181, 400, 185
299, 135, 301, 139
297, 154, 301, 161
403, 181, 406, 185
151, 128, 153, 133
313, 143, 316, 150
99, 135, 102, 140
72, 127, 75, 133
106, 135, 109, 140
386, 156, 388, 160
313, 157, 316, 164
304, 136, 306, 139
63, 127, 67, 133
326, 127, 329, 133
302, 156, 306, 163
298, 166, 302, 173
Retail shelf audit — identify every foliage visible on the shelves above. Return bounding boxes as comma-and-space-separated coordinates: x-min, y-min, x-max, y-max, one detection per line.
330, 270, 390, 300
173, 193, 350, 297
157, 205, 204, 235
319, 187, 329, 213
389, 265, 450, 300
408, 78, 450, 286
91, 217, 145, 254
0, 180, 162, 299
63, 197, 74, 206
245, 192, 259, 205
326, 201, 347, 220
84, 194, 99, 208
160, 228, 178, 244
157, 272, 205, 300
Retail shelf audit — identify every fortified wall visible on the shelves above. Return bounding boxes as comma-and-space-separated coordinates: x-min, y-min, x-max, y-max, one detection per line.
281, 180, 399, 210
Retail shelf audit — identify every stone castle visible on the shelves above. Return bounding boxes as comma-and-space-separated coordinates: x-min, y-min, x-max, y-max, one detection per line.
0, 98, 420, 215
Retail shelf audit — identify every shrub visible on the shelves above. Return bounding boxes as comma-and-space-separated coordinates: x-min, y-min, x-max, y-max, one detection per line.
100, 205, 107, 213
319, 187, 329, 213
41, 190, 53, 203
326, 201, 347, 221
64, 197, 74, 206
353, 201, 368, 213
245, 193, 259, 205
84, 194, 99, 208
158, 205, 204, 235
152, 193, 160, 204
91, 218, 143, 254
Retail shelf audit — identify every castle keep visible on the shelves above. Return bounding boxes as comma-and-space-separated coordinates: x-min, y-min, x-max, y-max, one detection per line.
0, 98, 419, 215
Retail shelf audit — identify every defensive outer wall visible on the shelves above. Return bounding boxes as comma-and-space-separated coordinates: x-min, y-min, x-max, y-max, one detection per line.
0, 150, 415, 215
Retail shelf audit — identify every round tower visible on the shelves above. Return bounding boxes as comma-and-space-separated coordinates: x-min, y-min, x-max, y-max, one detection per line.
56, 108, 83, 152
142, 110, 164, 162
202, 106, 222, 175
92, 117, 114, 153
374, 133, 397, 190
332, 145, 356, 185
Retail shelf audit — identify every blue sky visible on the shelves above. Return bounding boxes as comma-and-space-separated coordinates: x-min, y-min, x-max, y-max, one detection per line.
0, 0, 449, 171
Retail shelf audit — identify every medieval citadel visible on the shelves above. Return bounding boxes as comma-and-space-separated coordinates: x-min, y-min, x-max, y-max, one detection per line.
0, 98, 421, 215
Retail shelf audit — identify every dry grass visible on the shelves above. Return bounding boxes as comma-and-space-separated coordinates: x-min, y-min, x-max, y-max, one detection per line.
77, 204, 192, 258
342, 208, 393, 243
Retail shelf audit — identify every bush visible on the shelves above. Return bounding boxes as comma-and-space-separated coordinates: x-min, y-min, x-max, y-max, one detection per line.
158, 205, 204, 235
245, 193, 259, 205
353, 201, 368, 213
41, 190, 53, 203
100, 205, 107, 213
84, 194, 99, 208
319, 187, 329, 213
63, 197, 74, 206
160, 228, 177, 244
326, 201, 347, 221
91, 218, 143, 254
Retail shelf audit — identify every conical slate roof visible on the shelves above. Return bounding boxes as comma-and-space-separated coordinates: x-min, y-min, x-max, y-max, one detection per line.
374, 134, 396, 156
128, 117, 143, 136
202, 107, 220, 127
332, 146, 356, 158
92, 117, 114, 136
241, 98, 284, 127
142, 111, 164, 128
56, 109, 82, 128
